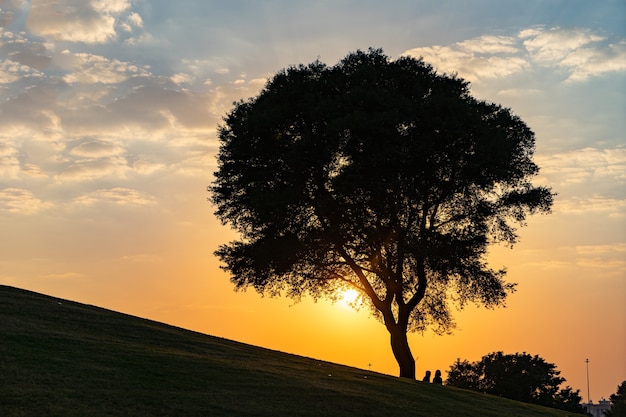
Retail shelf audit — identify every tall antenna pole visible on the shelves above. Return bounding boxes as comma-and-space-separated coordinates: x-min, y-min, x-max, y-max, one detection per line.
585, 358, 591, 404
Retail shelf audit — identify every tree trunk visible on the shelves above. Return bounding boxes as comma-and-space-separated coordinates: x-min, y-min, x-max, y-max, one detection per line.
389, 324, 415, 379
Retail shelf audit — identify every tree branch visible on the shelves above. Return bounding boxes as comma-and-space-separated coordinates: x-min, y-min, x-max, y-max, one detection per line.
335, 244, 385, 310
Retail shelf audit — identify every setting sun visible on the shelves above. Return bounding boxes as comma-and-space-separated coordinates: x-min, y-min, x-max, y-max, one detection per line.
338, 289, 361, 308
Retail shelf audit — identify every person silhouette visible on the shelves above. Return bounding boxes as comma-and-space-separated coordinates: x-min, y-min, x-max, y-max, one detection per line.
422, 370, 431, 382
432, 369, 443, 384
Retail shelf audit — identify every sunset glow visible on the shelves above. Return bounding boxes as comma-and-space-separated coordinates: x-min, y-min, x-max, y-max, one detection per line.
0, 0, 624, 402
338, 289, 361, 309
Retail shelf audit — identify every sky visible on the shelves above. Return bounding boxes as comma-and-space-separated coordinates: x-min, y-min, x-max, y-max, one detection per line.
1, 0, 625, 403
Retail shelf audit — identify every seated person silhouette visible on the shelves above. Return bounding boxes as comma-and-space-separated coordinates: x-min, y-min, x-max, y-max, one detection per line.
432, 370, 443, 384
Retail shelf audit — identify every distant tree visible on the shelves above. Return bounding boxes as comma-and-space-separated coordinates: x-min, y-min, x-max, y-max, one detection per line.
552, 386, 586, 414
446, 358, 481, 390
605, 381, 626, 417
210, 48, 554, 379
445, 352, 584, 412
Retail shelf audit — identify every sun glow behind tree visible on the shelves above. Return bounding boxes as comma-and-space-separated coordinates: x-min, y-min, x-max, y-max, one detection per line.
210, 49, 553, 379
338, 288, 362, 309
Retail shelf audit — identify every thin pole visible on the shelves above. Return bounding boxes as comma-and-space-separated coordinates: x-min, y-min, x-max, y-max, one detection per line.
586, 358, 591, 404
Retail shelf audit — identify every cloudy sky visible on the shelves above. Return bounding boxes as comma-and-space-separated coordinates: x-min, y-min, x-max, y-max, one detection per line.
1, 0, 624, 401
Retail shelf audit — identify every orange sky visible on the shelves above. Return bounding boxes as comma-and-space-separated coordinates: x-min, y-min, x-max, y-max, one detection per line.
1, 0, 624, 402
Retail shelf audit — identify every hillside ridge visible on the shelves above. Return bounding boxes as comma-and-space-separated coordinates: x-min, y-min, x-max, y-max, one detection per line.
0, 285, 583, 417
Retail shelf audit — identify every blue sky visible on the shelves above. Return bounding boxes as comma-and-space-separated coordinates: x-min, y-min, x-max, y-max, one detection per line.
1, 0, 624, 401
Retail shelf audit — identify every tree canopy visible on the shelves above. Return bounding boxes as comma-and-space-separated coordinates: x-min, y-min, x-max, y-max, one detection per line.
210, 48, 553, 379
446, 352, 584, 413
606, 381, 626, 417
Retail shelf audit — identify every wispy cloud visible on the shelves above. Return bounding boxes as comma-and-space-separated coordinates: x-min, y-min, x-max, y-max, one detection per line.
26, 0, 132, 44
520, 27, 605, 62
536, 147, 626, 185
457, 35, 520, 54
562, 41, 626, 82
56, 156, 129, 182
72, 187, 157, 207
574, 243, 626, 274
69, 140, 126, 158
403, 36, 530, 80
0, 188, 53, 214
556, 196, 626, 217
522, 27, 626, 81
402, 27, 626, 83
576, 243, 626, 256
0, 31, 46, 81
513, 243, 626, 276
40, 272, 85, 281
120, 12, 144, 32
121, 253, 162, 263
0, 142, 20, 178
60, 52, 151, 85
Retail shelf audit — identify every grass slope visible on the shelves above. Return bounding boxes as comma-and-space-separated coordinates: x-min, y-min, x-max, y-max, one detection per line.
1, 285, 583, 417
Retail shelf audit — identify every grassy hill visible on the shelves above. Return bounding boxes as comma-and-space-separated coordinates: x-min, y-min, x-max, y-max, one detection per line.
0, 285, 584, 417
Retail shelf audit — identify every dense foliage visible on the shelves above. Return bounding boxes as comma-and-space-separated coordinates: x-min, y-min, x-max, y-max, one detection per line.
446, 352, 584, 413
606, 381, 626, 417
211, 48, 553, 378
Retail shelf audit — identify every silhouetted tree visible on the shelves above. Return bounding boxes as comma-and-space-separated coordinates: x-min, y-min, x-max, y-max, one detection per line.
446, 358, 480, 390
606, 381, 626, 417
210, 48, 554, 379
552, 386, 586, 414
446, 352, 584, 412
